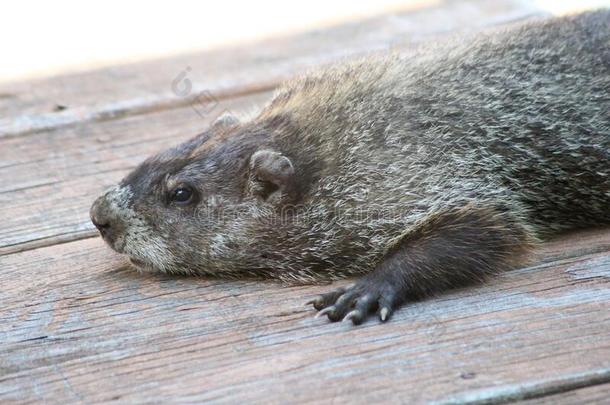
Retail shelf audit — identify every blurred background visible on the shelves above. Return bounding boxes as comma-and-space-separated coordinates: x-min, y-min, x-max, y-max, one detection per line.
1, 0, 609, 84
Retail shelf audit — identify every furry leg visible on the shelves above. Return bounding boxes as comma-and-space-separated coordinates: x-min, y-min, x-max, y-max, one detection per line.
310, 204, 536, 324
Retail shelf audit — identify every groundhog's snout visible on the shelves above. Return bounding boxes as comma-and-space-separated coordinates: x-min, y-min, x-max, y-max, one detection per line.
90, 193, 123, 248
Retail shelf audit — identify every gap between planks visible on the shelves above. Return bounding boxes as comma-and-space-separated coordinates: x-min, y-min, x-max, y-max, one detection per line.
0, 82, 276, 140
434, 368, 610, 405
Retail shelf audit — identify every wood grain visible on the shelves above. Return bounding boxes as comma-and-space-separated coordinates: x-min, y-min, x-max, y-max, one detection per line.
0, 229, 608, 404
518, 383, 610, 404
0, 0, 544, 138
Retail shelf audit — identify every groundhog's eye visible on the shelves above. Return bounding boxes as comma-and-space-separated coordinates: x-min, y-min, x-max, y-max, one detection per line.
170, 185, 196, 205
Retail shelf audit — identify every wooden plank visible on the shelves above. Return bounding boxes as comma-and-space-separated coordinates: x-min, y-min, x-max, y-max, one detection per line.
0, 92, 272, 254
0, 0, 544, 138
517, 382, 610, 404
0, 228, 608, 404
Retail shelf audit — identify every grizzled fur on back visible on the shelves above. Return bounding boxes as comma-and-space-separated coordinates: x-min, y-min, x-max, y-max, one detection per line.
91, 10, 610, 284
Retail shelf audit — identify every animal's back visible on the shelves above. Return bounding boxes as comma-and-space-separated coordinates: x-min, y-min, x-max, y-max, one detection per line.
434, 9, 610, 231
270, 9, 610, 235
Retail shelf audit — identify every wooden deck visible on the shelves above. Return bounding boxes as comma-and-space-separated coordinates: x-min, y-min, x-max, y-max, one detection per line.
1, 1, 609, 403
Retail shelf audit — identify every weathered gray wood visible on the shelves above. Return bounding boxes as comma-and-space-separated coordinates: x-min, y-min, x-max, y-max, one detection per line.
517, 382, 610, 404
0, 0, 544, 138
0, 92, 272, 254
0, 229, 608, 404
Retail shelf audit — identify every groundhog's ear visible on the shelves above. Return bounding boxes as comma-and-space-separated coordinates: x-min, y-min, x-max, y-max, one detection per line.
247, 150, 295, 202
212, 113, 240, 129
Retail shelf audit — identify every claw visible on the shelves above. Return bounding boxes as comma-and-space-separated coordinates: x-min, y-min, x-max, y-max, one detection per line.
379, 307, 389, 322
315, 306, 336, 318
342, 310, 361, 323
306, 296, 325, 310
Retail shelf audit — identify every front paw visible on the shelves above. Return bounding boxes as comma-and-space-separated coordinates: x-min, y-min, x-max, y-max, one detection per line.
307, 278, 402, 325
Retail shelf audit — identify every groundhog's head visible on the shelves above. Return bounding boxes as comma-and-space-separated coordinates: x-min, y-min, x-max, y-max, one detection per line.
89, 115, 303, 275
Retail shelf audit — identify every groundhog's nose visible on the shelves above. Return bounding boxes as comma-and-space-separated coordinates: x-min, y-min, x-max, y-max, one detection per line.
90, 194, 117, 244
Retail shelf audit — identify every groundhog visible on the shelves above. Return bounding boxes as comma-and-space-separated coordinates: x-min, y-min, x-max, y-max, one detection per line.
90, 10, 610, 325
